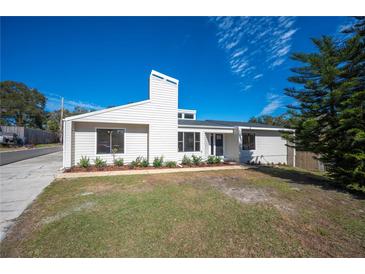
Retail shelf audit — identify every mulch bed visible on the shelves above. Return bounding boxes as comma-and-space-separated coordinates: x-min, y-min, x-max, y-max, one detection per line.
64, 162, 234, 173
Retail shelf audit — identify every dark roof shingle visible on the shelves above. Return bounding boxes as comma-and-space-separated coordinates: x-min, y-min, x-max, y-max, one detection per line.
178, 119, 287, 129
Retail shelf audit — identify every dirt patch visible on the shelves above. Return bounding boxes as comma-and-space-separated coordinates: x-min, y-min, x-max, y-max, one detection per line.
41, 201, 96, 225
83, 184, 115, 194
206, 176, 295, 214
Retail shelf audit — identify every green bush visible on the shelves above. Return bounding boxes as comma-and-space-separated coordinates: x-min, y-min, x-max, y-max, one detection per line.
207, 155, 214, 165
94, 157, 107, 168
165, 161, 177, 168
181, 155, 192, 166
129, 156, 143, 168
114, 158, 124, 166
214, 156, 222, 164
192, 155, 203, 166
141, 158, 149, 167
207, 155, 223, 165
78, 156, 90, 168
153, 156, 164, 167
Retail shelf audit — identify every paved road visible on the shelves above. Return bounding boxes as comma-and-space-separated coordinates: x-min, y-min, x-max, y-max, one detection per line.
0, 151, 62, 240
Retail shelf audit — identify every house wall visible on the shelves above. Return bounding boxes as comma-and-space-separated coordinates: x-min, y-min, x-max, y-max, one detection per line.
73, 122, 148, 165
63, 120, 73, 168
239, 129, 288, 164
64, 71, 178, 167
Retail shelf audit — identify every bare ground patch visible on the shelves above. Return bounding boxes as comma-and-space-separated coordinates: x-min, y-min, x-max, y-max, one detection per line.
41, 201, 96, 225
200, 175, 296, 214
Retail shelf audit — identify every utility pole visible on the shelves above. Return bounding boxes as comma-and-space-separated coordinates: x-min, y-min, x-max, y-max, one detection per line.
60, 97, 64, 143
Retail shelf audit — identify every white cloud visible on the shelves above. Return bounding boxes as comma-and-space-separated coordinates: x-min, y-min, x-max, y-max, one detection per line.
253, 73, 263, 80
210, 16, 297, 88
260, 93, 284, 115
242, 85, 252, 91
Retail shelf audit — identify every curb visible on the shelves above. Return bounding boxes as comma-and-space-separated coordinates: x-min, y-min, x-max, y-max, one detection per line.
56, 165, 248, 179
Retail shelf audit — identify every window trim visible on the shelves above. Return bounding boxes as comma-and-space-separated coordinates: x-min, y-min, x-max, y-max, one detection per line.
95, 127, 126, 155
242, 131, 255, 150
178, 131, 201, 152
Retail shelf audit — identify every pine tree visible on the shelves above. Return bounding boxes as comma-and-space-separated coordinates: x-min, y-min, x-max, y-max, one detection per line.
284, 17, 365, 191
333, 17, 365, 189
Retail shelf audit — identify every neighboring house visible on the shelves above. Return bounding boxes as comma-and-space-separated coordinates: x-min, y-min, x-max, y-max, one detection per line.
62, 70, 294, 168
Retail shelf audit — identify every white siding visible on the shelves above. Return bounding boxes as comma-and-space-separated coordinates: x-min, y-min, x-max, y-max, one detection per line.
64, 71, 178, 167
62, 70, 291, 168
63, 120, 73, 168
239, 129, 288, 164
73, 122, 148, 165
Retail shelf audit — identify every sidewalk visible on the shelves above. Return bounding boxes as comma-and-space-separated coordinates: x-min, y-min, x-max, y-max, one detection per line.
56, 165, 249, 179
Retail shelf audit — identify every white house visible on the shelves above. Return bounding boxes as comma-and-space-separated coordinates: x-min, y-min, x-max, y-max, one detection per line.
62, 70, 294, 168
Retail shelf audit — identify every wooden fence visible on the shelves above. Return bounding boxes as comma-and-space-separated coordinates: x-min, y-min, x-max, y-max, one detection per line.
295, 151, 325, 171
0, 126, 59, 145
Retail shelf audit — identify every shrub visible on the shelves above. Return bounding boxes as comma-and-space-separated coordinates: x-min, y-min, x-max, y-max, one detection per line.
141, 158, 149, 167
153, 156, 164, 167
78, 156, 90, 168
214, 156, 222, 164
129, 156, 144, 168
207, 155, 222, 165
114, 158, 124, 166
192, 155, 203, 166
207, 156, 215, 165
165, 161, 177, 168
94, 157, 107, 168
181, 155, 192, 166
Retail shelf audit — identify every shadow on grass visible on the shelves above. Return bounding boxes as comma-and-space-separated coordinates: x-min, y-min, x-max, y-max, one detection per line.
252, 166, 365, 200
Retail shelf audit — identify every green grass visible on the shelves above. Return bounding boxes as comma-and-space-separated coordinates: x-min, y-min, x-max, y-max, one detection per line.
1, 167, 364, 257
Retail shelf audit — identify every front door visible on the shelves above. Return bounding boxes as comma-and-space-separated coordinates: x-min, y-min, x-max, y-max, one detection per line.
215, 134, 223, 156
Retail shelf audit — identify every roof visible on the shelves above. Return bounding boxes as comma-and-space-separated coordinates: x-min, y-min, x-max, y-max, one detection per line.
64, 99, 151, 121
178, 119, 292, 131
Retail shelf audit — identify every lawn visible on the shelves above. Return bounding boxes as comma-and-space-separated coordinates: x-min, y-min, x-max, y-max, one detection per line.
1, 167, 364, 257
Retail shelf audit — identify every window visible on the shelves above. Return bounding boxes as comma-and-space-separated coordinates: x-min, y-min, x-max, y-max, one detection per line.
178, 113, 182, 119
195, 132, 200, 151
178, 132, 183, 152
184, 132, 194, 151
184, 113, 194, 119
242, 132, 255, 150
178, 132, 200, 152
210, 134, 214, 155
97, 129, 125, 154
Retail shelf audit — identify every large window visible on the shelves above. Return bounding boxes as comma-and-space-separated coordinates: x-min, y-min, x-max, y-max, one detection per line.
97, 128, 125, 154
242, 132, 255, 150
178, 132, 200, 152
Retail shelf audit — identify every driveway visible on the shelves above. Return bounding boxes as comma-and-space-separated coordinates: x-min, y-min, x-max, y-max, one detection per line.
0, 151, 62, 240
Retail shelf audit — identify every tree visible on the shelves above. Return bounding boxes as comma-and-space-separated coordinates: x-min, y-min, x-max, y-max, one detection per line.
73, 106, 90, 115
0, 81, 46, 128
332, 17, 365, 188
284, 17, 365, 191
248, 114, 291, 127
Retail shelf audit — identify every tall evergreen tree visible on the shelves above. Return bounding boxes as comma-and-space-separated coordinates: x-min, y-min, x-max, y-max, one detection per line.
285, 17, 365, 191
333, 17, 365, 188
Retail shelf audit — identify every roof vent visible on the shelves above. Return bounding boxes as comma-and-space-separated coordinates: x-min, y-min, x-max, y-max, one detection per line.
151, 73, 164, 80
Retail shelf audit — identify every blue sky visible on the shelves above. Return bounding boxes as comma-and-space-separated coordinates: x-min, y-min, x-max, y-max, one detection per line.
1, 16, 353, 121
